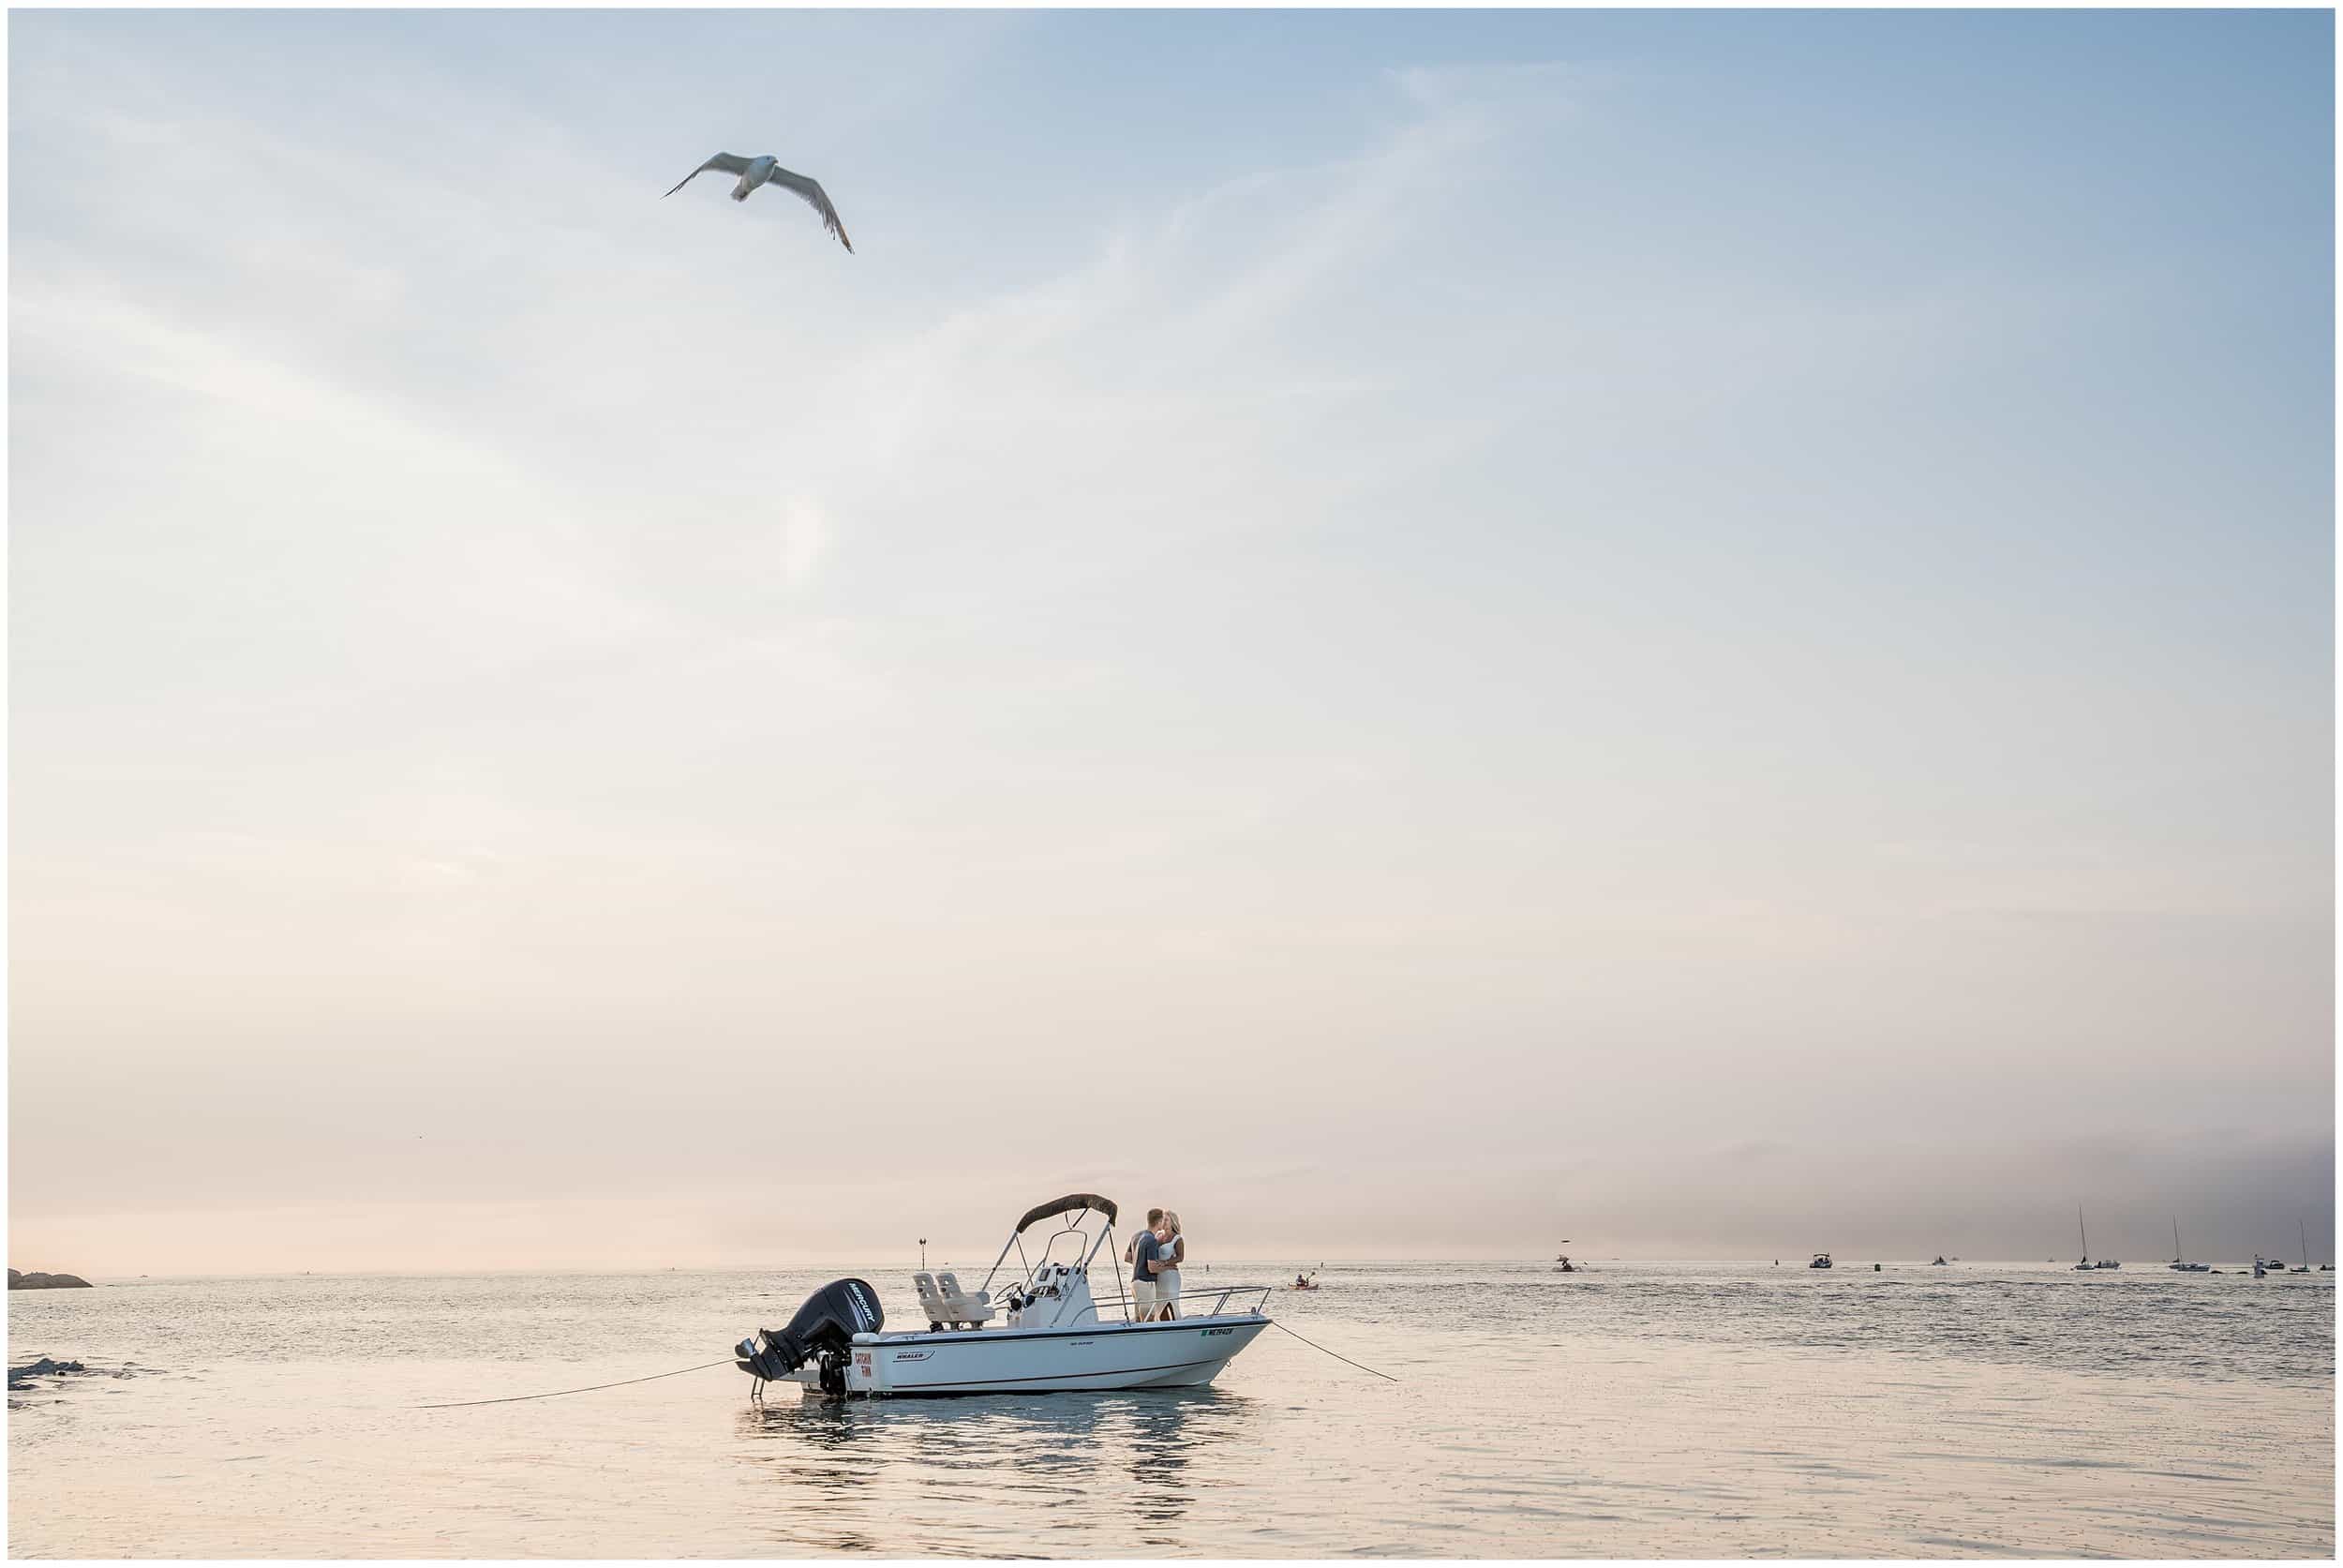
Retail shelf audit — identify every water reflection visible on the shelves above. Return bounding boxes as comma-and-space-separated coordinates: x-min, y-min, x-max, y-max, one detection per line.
733, 1387, 1254, 1551
1124, 1394, 1220, 1537
735, 1397, 875, 1546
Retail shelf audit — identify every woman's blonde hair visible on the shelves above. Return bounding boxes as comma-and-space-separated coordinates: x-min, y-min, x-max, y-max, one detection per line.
1163, 1210, 1183, 1235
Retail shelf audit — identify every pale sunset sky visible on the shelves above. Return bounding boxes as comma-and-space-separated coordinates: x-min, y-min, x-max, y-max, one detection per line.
8, 9, 2333, 1274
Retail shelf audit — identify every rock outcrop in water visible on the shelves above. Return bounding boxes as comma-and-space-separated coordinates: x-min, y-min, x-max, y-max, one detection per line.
8, 1359, 88, 1390
7, 1270, 92, 1290
8, 1360, 142, 1397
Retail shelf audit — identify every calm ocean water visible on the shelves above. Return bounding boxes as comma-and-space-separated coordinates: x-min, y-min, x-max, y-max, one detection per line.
8, 1261, 2333, 1558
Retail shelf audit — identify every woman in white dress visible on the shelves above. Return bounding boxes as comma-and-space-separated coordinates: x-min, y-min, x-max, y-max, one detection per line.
1156, 1212, 1186, 1321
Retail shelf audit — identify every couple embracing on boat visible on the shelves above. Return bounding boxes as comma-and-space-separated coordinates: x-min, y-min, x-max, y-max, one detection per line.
1124, 1207, 1186, 1321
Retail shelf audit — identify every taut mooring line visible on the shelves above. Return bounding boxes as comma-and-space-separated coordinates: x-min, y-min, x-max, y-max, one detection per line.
417, 1358, 735, 1409
1271, 1320, 1399, 1382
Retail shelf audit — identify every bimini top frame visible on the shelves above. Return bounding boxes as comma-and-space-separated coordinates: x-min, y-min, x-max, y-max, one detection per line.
975, 1192, 1271, 1326
978, 1194, 1127, 1317
1013, 1193, 1117, 1234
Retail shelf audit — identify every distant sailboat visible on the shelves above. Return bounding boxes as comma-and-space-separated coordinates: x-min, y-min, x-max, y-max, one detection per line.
2169, 1217, 2208, 1273
2292, 1219, 2312, 1274
2071, 1205, 2120, 1269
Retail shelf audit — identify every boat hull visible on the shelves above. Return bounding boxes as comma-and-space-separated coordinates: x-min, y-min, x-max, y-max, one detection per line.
793, 1314, 1271, 1397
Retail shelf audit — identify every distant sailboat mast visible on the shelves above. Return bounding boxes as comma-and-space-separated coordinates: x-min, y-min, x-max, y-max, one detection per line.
2168, 1217, 2209, 1272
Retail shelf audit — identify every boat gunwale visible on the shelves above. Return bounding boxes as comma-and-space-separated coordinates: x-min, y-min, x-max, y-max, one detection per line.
865, 1354, 1240, 1395
868, 1310, 1271, 1348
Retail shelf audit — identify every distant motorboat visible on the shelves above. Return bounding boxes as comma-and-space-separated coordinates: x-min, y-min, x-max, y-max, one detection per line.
1553, 1255, 1578, 1274
1931, 1256, 1948, 1266
1809, 1252, 1832, 1269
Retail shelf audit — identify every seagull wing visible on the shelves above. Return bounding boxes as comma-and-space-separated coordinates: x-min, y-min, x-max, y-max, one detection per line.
663, 153, 755, 198
764, 165, 853, 253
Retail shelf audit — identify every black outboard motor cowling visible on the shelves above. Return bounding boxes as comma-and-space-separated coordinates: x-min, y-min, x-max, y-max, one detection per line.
735, 1277, 884, 1386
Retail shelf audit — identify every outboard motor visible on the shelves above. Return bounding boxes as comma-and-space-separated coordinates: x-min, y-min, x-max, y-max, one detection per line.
736, 1277, 883, 1397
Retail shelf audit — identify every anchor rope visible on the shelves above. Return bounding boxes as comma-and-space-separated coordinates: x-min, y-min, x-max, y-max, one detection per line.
1271, 1319, 1399, 1382
420, 1320, 1395, 1404
416, 1358, 735, 1409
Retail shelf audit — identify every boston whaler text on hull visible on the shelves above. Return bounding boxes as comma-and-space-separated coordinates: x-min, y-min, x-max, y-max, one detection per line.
733, 1193, 1272, 1398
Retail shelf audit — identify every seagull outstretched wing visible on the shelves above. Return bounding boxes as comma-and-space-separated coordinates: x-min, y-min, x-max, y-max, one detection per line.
764, 165, 853, 253
663, 153, 755, 198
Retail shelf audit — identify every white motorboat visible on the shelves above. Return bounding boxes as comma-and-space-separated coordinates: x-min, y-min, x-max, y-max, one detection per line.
1808, 1252, 1832, 1269
732, 1193, 1272, 1399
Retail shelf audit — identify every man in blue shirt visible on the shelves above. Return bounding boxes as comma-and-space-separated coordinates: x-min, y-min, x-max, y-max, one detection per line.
1125, 1206, 1167, 1322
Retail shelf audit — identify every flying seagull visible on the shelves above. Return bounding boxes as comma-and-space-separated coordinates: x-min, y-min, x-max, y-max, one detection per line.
664, 154, 852, 252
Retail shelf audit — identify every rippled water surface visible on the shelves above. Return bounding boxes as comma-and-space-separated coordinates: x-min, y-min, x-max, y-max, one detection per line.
8, 1262, 2333, 1557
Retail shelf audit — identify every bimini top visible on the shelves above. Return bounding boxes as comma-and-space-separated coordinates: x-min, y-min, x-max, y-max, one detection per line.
1015, 1193, 1119, 1233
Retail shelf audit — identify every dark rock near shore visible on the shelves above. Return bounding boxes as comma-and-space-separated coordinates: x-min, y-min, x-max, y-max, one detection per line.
8, 1271, 92, 1290
7, 1359, 88, 1391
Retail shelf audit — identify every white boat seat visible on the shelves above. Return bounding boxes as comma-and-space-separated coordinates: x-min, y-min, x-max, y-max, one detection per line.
912, 1271, 952, 1328
935, 1271, 994, 1325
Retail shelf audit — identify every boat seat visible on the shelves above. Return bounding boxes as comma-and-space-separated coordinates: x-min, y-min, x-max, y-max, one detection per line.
935, 1271, 994, 1325
912, 1271, 952, 1328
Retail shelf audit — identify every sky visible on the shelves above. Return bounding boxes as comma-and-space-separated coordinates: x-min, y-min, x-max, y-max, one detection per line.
8, 9, 2335, 1276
